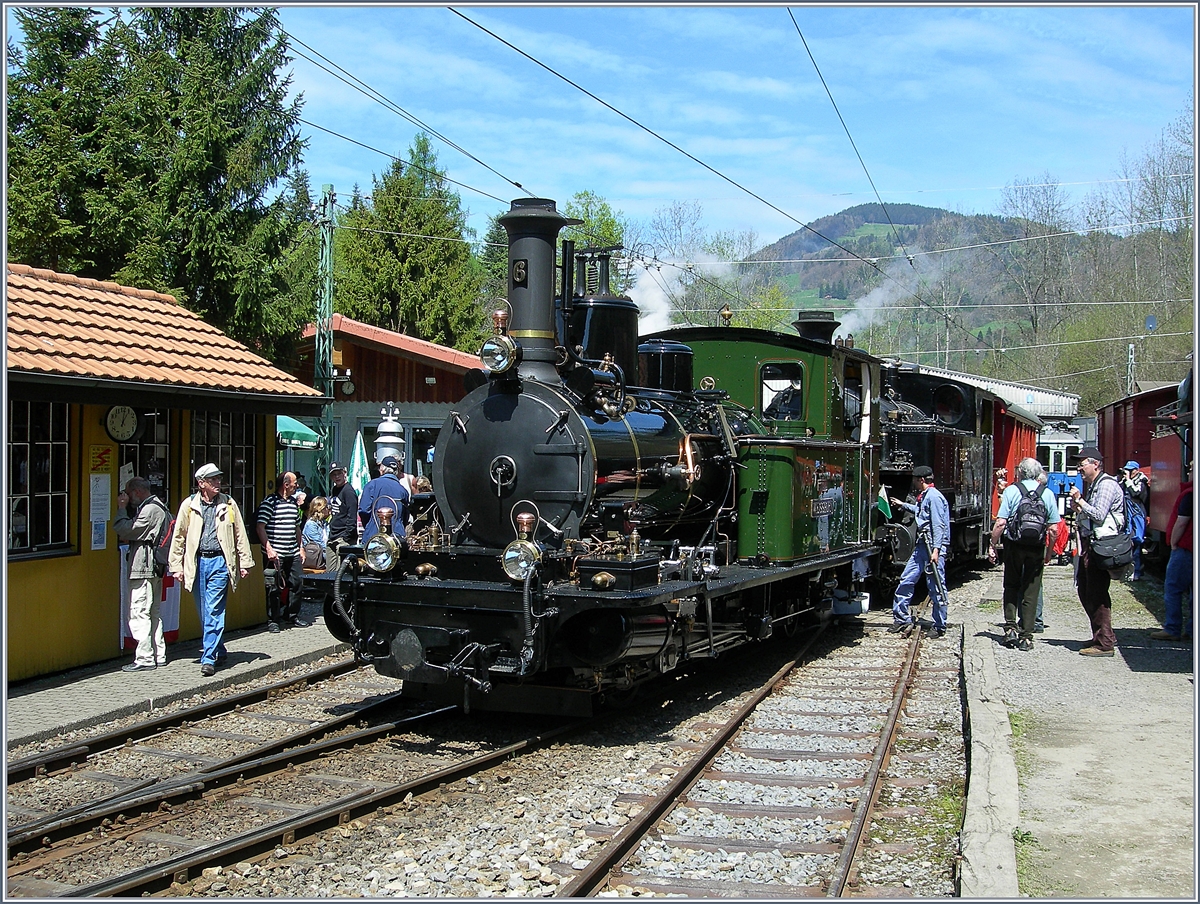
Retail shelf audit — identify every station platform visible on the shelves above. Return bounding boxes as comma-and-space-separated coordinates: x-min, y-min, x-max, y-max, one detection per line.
4, 597, 350, 748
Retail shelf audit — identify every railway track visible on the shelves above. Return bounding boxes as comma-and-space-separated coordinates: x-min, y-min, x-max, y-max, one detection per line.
558, 612, 961, 897
5, 609, 965, 898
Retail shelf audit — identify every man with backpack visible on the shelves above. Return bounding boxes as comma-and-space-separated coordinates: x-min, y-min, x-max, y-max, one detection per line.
1068, 447, 1126, 657
989, 458, 1061, 651
113, 476, 170, 672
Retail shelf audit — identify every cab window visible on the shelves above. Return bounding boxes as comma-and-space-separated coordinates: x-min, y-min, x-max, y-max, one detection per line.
761, 363, 804, 421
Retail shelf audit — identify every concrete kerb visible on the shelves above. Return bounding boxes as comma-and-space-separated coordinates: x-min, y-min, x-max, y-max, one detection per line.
7, 642, 351, 749
958, 596, 1021, 898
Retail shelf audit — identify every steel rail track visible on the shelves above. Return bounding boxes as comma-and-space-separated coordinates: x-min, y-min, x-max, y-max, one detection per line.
5, 692, 436, 856
6, 658, 360, 784
556, 617, 836, 897
558, 614, 929, 898
56, 721, 590, 897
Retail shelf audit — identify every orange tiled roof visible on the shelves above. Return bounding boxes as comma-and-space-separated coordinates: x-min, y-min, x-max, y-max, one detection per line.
6, 263, 322, 398
303, 314, 478, 372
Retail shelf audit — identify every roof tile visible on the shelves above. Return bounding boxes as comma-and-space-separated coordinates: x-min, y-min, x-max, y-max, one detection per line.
6, 263, 321, 398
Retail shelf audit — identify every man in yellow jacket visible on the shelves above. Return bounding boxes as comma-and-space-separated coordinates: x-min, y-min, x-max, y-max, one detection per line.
169, 463, 255, 676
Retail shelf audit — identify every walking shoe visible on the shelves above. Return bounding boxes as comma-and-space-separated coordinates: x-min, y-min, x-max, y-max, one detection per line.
887, 622, 913, 634
292, 618, 312, 628
200, 663, 216, 676
267, 622, 281, 634
1002, 629, 1018, 647
1149, 629, 1182, 641
122, 662, 156, 672
1017, 637, 1034, 651
924, 627, 946, 639
1079, 646, 1115, 657
1033, 625, 1045, 634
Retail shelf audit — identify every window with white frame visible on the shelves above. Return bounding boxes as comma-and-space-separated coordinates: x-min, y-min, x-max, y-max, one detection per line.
8, 400, 70, 554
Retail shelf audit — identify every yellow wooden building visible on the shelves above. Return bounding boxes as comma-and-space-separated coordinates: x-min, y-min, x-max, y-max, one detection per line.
5, 264, 328, 681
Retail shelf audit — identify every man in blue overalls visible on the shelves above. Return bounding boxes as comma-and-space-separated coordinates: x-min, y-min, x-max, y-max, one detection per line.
888, 465, 951, 639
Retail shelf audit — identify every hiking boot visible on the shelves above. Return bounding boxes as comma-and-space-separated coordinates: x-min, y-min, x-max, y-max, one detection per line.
1079, 646, 1115, 657
924, 627, 946, 639
1149, 629, 1182, 641
1017, 637, 1034, 651
887, 622, 912, 634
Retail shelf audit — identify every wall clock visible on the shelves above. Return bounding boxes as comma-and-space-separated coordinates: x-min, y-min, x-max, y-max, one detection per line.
105, 405, 141, 442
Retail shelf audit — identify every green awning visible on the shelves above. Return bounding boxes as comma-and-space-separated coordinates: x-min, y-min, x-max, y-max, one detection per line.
276, 415, 321, 449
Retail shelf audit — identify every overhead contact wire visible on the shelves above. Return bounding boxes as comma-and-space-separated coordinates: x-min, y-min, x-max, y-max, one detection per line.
788, 8, 915, 269
449, 8, 1001, 354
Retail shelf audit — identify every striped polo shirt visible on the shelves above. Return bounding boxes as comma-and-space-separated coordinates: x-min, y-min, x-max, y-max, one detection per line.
256, 492, 302, 557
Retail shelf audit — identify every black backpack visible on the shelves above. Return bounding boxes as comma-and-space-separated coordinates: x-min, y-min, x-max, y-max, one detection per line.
1005, 483, 1049, 547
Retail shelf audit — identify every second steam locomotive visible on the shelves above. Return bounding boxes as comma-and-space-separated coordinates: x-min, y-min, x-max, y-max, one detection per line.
322, 196, 1027, 714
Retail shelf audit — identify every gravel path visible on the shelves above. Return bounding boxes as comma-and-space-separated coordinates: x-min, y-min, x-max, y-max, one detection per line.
967, 560, 1195, 898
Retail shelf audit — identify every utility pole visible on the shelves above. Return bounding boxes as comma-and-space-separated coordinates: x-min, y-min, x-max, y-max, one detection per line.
1127, 342, 1136, 397
314, 185, 335, 495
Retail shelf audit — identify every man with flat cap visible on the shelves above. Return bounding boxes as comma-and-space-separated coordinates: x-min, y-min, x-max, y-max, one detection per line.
325, 461, 360, 566
888, 465, 951, 638
168, 463, 255, 676
1068, 447, 1125, 657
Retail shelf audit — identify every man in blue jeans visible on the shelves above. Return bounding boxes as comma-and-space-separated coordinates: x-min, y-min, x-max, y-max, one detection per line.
1151, 480, 1192, 642
888, 466, 951, 639
169, 464, 256, 676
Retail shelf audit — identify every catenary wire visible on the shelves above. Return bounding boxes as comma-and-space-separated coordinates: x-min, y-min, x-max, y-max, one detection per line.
300, 118, 509, 204
787, 8, 915, 269
283, 29, 533, 199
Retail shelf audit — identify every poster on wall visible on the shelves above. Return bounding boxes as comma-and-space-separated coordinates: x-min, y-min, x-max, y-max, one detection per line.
89, 474, 110, 524
91, 520, 106, 550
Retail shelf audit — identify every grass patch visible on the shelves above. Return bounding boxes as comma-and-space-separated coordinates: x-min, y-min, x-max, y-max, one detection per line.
929, 777, 966, 845
1008, 709, 1037, 775
1013, 825, 1072, 897
978, 598, 1001, 612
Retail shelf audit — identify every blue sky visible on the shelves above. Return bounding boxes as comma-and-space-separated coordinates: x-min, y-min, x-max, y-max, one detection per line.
273, 4, 1196, 246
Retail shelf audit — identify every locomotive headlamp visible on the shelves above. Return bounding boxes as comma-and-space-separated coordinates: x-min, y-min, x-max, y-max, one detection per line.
364, 532, 402, 573
502, 539, 541, 581
480, 334, 520, 373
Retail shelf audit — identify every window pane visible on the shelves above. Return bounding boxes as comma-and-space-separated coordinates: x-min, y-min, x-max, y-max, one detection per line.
51, 443, 67, 493
32, 443, 52, 493
51, 402, 67, 441
10, 401, 28, 442
31, 403, 51, 443
50, 492, 67, 545
11, 445, 29, 495
32, 495, 51, 546
9, 497, 29, 550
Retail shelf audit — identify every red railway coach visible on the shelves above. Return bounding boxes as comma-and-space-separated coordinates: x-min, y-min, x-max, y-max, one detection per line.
1097, 375, 1192, 558
989, 398, 1043, 518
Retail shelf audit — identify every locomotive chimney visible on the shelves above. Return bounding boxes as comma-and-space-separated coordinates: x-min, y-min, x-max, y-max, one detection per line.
791, 310, 840, 344
499, 198, 580, 382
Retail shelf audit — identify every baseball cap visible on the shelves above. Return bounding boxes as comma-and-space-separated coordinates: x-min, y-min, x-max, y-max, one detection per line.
1124, 460, 1140, 470
913, 465, 934, 479
380, 455, 400, 468
195, 463, 223, 481
1070, 447, 1103, 462
328, 461, 346, 473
